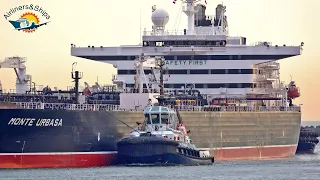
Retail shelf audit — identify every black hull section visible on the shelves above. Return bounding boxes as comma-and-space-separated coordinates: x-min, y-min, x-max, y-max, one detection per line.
117, 137, 214, 166
0, 109, 123, 153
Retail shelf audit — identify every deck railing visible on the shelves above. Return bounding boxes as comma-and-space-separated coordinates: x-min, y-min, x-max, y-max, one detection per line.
8, 102, 301, 112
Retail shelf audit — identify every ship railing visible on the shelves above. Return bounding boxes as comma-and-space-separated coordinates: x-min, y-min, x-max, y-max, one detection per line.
142, 46, 227, 53
255, 74, 279, 81
255, 61, 280, 69
246, 88, 270, 94
13, 102, 44, 109
63, 104, 121, 111
250, 41, 272, 46
143, 30, 222, 36
142, 44, 227, 48
11, 102, 301, 112
12, 102, 122, 111
175, 105, 301, 112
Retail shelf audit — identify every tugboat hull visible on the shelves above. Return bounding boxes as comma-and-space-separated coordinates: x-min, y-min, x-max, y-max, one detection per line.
296, 129, 319, 154
119, 153, 213, 166
296, 142, 317, 154
117, 137, 214, 166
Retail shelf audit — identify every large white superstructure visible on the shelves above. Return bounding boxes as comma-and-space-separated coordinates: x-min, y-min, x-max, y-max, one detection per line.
71, 0, 302, 96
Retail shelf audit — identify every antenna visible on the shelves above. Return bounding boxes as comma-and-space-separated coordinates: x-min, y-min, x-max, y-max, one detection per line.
72, 62, 77, 73
139, 8, 142, 44
179, 0, 201, 35
71, 62, 83, 104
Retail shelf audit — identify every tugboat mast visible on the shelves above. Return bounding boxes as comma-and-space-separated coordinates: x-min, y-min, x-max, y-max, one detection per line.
157, 59, 165, 96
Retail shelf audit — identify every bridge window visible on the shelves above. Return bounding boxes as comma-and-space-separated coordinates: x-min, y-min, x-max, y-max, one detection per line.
164, 56, 175, 60
144, 70, 152, 74
211, 69, 226, 74
118, 70, 128, 74
229, 83, 238, 88
142, 40, 226, 47
119, 68, 256, 75
173, 84, 186, 88
156, 42, 164, 46
241, 69, 254, 74
168, 70, 188, 74
194, 55, 209, 60
177, 56, 192, 60
195, 84, 204, 88
190, 69, 209, 74
227, 69, 240, 74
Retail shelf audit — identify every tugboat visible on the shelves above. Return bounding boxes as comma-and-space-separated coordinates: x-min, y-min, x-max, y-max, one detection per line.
117, 102, 214, 166
296, 126, 319, 154
116, 57, 214, 166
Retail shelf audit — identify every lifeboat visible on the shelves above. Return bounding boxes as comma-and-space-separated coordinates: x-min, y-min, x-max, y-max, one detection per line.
287, 81, 300, 99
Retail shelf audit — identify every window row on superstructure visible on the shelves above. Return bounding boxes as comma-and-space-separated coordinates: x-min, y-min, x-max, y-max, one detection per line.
125, 83, 256, 89
142, 40, 227, 47
118, 69, 256, 75
80, 55, 292, 61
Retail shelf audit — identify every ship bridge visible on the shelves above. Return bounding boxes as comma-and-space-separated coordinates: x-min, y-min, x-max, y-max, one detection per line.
71, 2, 303, 95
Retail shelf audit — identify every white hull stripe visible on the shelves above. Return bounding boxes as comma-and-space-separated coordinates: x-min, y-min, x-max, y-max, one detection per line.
197, 144, 297, 150
0, 151, 118, 156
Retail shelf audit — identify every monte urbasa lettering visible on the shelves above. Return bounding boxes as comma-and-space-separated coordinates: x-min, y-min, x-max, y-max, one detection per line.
8, 118, 63, 127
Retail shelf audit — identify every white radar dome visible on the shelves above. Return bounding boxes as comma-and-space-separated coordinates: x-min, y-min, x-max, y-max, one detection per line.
151, 9, 169, 26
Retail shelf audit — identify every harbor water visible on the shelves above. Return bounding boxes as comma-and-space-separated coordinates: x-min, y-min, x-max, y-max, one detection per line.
1, 122, 318, 179
1, 145, 320, 180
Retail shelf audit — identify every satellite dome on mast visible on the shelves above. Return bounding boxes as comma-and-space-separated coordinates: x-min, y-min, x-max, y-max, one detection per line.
151, 7, 169, 34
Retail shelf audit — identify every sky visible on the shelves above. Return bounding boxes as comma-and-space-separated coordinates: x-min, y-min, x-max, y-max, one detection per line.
0, 0, 319, 121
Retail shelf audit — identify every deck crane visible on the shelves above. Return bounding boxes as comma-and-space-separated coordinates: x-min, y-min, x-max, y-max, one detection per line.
134, 53, 165, 93
0, 56, 31, 94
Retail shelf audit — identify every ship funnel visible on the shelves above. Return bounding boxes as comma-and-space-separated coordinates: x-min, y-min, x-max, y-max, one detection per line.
194, 4, 213, 27
215, 4, 225, 26
213, 4, 228, 35
195, 4, 206, 22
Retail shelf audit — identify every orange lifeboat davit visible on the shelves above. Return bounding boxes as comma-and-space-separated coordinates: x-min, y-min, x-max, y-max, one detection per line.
287, 81, 300, 99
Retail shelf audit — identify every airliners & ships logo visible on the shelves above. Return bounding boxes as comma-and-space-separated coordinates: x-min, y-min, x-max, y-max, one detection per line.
3, 4, 50, 33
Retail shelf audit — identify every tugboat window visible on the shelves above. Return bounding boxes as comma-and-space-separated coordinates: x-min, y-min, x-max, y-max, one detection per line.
161, 114, 169, 124
144, 114, 151, 124
151, 114, 160, 124
151, 106, 160, 111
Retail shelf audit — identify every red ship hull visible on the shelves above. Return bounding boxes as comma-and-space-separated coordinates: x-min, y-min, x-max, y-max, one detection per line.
0, 151, 117, 168
211, 144, 297, 161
